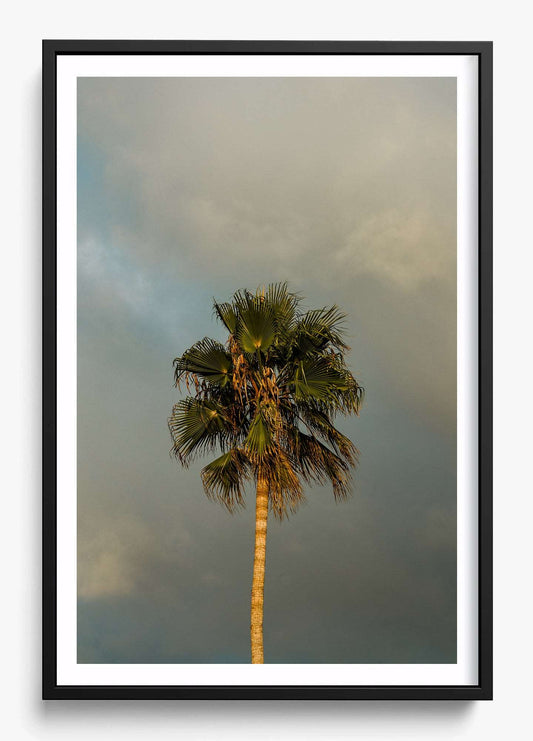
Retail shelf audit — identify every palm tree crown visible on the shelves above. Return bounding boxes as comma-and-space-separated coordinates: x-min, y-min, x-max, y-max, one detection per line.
169, 283, 364, 519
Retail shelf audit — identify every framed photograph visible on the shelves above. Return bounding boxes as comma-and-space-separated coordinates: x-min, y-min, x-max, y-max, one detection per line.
43, 40, 492, 700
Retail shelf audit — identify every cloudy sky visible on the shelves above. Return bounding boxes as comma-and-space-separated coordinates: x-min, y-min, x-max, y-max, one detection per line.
77, 76, 456, 663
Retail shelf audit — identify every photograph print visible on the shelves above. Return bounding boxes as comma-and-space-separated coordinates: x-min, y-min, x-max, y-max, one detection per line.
78, 74, 456, 664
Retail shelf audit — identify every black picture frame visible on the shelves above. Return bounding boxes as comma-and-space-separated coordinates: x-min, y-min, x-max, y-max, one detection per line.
42, 39, 493, 701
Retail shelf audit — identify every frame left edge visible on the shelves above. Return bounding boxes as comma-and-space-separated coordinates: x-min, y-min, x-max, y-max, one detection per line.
42, 39, 58, 701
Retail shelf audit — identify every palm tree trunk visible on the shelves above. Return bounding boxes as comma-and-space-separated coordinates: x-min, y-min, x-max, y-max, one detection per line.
250, 476, 268, 663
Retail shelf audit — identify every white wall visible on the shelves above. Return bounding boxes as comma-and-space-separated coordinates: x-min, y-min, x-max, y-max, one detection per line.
2, 1, 531, 738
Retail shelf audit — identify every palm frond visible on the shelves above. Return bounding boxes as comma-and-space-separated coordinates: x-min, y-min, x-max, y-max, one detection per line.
289, 431, 357, 501
236, 303, 276, 354
168, 397, 231, 465
201, 449, 250, 511
258, 450, 304, 520
290, 305, 349, 356
213, 301, 237, 334
292, 357, 347, 402
245, 407, 273, 458
295, 405, 358, 460
174, 338, 232, 387
326, 367, 365, 415
264, 282, 300, 338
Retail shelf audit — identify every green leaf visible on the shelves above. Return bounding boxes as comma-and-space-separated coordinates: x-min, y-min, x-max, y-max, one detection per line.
296, 405, 358, 459
290, 306, 349, 357
168, 398, 229, 463
265, 282, 299, 336
245, 408, 272, 457
213, 301, 237, 334
237, 305, 275, 354
174, 338, 232, 385
292, 358, 347, 401
201, 449, 249, 510
288, 431, 355, 501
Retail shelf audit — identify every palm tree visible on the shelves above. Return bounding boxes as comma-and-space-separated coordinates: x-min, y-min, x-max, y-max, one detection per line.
168, 283, 363, 663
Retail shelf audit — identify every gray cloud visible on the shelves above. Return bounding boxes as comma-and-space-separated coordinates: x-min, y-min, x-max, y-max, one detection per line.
78, 76, 456, 430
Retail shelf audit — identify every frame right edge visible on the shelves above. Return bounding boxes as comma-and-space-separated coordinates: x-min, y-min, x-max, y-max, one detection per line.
477, 40, 493, 701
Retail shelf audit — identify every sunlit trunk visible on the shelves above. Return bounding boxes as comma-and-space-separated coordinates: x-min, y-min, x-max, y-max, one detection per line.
250, 477, 268, 663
